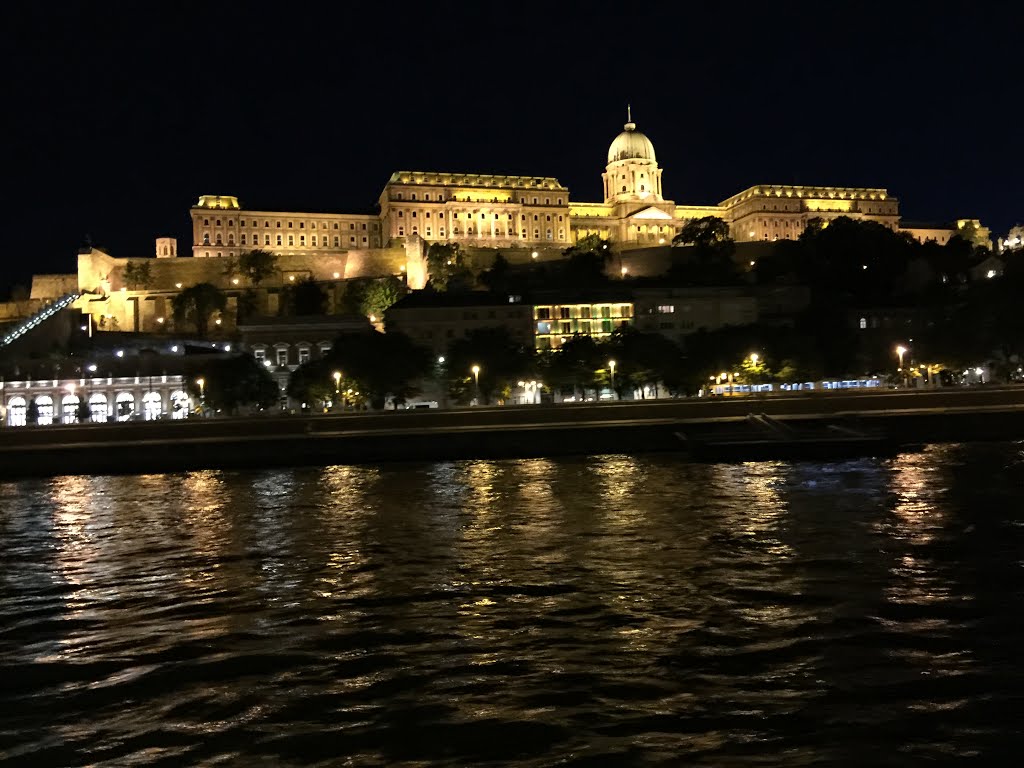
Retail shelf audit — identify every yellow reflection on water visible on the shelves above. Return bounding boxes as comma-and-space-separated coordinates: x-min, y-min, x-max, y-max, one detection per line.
883, 449, 957, 608
48, 474, 96, 587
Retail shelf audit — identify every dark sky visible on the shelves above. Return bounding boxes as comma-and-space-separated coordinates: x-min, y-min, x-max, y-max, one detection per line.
6, 2, 1021, 295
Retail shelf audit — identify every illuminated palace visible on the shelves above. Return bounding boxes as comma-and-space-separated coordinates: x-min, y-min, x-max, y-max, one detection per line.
190, 108, 976, 261
12, 110, 982, 337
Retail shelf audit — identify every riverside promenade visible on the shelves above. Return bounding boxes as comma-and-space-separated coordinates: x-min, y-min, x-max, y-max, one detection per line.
1, 386, 1022, 479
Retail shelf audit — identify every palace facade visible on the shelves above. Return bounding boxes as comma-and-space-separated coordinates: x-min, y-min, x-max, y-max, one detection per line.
189, 109, 975, 260
3, 110, 986, 339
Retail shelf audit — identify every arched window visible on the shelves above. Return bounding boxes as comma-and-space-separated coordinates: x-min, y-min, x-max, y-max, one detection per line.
170, 391, 190, 419
62, 394, 80, 424
35, 395, 54, 426
115, 392, 135, 422
7, 396, 26, 427
89, 393, 108, 423
142, 392, 162, 421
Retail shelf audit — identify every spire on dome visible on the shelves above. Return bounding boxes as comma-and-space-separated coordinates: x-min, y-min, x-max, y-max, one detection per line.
624, 103, 635, 131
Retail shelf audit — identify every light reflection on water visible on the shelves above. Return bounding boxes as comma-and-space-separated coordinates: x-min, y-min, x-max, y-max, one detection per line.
0, 443, 1023, 766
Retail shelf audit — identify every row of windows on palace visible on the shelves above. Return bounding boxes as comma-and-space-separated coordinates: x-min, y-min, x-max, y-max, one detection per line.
391, 192, 565, 205
202, 232, 375, 247
736, 202, 896, 214
395, 226, 565, 240
740, 217, 899, 241
200, 218, 378, 230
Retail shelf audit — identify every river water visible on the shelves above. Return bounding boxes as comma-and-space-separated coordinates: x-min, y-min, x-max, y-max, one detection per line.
1, 443, 1023, 766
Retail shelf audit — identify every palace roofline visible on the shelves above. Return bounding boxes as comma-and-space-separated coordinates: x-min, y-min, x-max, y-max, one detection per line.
388, 171, 567, 189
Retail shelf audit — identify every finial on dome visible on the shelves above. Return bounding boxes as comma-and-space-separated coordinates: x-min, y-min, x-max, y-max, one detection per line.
624, 104, 635, 131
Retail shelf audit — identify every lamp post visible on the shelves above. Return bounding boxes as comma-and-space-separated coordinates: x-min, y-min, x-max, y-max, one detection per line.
436, 356, 447, 409
896, 345, 908, 387
333, 370, 342, 411
471, 365, 481, 405
196, 377, 205, 415
750, 352, 759, 366
608, 359, 616, 399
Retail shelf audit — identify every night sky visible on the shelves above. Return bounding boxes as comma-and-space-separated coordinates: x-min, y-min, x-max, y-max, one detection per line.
6, 2, 1021, 296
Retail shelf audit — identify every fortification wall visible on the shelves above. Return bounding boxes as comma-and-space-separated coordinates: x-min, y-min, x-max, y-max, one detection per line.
0, 299, 47, 323
30, 274, 79, 300
77, 246, 409, 295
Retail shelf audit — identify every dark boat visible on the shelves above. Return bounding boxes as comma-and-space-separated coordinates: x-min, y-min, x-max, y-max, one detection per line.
676, 413, 901, 462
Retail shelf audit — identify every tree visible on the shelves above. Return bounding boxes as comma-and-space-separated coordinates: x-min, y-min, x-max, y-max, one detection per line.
360, 275, 406, 318
281, 278, 328, 316
426, 243, 473, 291
445, 327, 534, 405
236, 288, 260, 323
286, 358, 337, 410
670, 216, 738, 285
26, 399, 39, 425
604, 326, 684, 398
672, 216, 732, 250
172, 283, 227, 337
480, 253, 512, 293
187, 355, 278, 414
238, 249, 279, 287
540, 334, 604, 400
311, 331, 433, 409
562, 235, 612, 287
76, 397, 92, 423
123, 260, 153, 290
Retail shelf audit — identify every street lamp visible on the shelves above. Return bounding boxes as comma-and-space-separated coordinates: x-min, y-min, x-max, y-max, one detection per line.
750, 353, 759, 366
332, 370, 342, 410
608, 359, 617, 398
895, 345, 907, 370
196, 377, 205, 414
471, 365, 481, 405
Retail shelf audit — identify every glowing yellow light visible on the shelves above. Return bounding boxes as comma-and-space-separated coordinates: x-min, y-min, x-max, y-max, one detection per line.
333, 272, 340, 279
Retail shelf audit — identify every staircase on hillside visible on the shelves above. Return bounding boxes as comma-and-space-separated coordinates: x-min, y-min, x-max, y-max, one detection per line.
0, 293, 81, 348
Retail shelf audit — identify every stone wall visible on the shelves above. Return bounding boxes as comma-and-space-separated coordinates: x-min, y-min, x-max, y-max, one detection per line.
30, 274, 79, 300
0, 299, 47, 323
77, 246, 410, 296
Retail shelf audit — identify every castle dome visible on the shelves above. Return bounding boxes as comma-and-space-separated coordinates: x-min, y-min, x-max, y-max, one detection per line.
607, 110, 656, 164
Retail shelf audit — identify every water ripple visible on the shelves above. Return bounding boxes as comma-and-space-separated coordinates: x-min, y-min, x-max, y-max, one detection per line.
1, 444, 1023, 765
